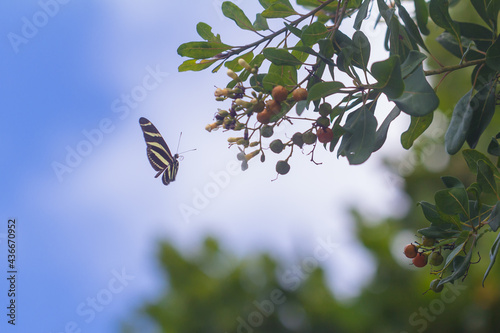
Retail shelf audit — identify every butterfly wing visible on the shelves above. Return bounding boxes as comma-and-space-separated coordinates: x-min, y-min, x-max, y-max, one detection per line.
139, 117, 177, 184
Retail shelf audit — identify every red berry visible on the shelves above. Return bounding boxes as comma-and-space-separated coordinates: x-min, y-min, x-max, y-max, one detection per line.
266, 99, 281, 115
292, 88, 308, 101
317, 127, 334, 143
257, 109, 271, 124
404, 244, 418, 258
272, 85, 288, 103
412, 253, 427, 268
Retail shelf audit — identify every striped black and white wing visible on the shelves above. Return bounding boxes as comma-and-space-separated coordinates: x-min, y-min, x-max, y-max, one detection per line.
139, 117, 179, 185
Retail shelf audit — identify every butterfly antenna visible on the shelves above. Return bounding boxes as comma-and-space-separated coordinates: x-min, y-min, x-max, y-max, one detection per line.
175, 132, 183, 154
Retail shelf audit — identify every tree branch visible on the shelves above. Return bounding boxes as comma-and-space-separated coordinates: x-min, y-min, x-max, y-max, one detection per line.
423, 59, 486, 76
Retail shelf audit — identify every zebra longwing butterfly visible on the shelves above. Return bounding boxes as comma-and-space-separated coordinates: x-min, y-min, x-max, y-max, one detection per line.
139, 117, 179, 185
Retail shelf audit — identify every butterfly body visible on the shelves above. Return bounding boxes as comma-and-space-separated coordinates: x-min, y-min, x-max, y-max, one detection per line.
139, 117, 179, 185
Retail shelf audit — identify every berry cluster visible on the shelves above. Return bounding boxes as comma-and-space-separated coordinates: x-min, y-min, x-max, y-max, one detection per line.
404, 236, 446, 293
205, 59, 337, 177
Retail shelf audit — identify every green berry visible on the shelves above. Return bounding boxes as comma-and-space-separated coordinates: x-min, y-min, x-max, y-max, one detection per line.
270, 139, 284, 153
429, 252, 443, 266
430, 279, 444, 293
292, 132, 304, 148
303, 131, 317, 145
422, 236, 436, 247
276, 160, 290, 175
261, 125, 274, 138
316, 116, 330, 128
319, 103, 332, 117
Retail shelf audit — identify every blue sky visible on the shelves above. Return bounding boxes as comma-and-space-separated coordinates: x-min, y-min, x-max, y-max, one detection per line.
0, 1, 425, 332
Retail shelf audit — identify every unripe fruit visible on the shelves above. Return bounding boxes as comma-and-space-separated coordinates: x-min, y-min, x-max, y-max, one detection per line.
319, 103, 332, 117
422, 236, 436, 247
317, 127, 334, 143
276, 160, 290, 175
272, 85, 288, 103
430, 279, 444, 293
257, 109, 271, 124
261, 125, 274, 138
270, 139, 284, 153
292, 88, 308, 101
266, 99, 281, 115
250, 100, 266, 114
292, 132, 304, 148
429, 252, 444, 266
412, 253, 427, 268
316, 116, 330, 128
404, 244, 418, 259
303, 131, 317, 145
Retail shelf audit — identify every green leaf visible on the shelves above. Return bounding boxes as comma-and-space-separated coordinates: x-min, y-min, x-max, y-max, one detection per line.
462, 149, 500, 177
439, 238, 467, 278
301, 22, 328, 46
396, 1, 429, 52
471, 0, 494, 28
352, 31, 370, 71
262, 3, 298, 18
458, 22, 494, 52
401, 112, 433, 149
486, 36, 500, 71
429, 0, 461, 43
177, 41, 232, 59
196, 23, 220, 42
414, 0, 430, 35
337, 106, 378, 165
483, 232, 500, 286
444, 89, 474, 155
441, 176, 465, 189
401, 50, 427, 77
371, 56, 404, 99
295, 100, 308, 116
373, 106, 401, 152
435, 187, 470, 216
466, 82, 497, 148
307, 81, 345, 102
419, 201, 458, 227
267, 63, 297, 87
178, 59, 216, 72
392, 66, 439, 116
225, 52, 254, 72
477, 160, 497, 194
417, 225, 460, 239
354, 0, 371, 30
488, 137, 500, 156
436, 32, 484, 61
439, 238, 474, 287
284, 22, 303, 38
253, 13, 269, 31
488, 202, 500, 232
222, 2, 255, 31
263, 48, 303, 66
